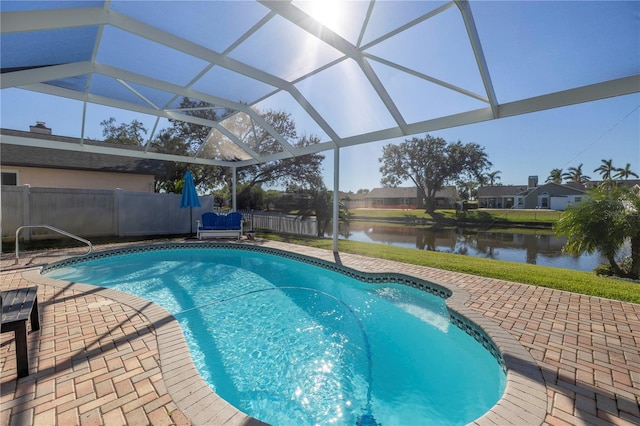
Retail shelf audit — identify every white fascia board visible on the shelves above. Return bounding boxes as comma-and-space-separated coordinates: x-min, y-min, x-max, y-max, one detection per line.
0, 134, 232, 167
498, 75, 640, 118
0, 7, 108, 34
0, 61, 94, 89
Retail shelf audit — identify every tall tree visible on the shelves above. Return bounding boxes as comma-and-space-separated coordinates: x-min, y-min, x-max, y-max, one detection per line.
100, 117, 147, 146
235, 110, 325, 197
457, 180, 478, 201
614, 163, 639, 180
235, 182, 265, 210
162, 98, 230, 193
562, 164, 590, 183
158, 99, 325, 196
292, 184, 351, 237
555, 186, 640, 279
594, 159, 616, 181
100, 100, 326, 196
150, 126, 226, 193
379, 134, 491, 213
546, 168, 563, 184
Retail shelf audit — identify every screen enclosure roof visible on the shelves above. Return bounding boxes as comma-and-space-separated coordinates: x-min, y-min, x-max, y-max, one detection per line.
1, 0, 639, 168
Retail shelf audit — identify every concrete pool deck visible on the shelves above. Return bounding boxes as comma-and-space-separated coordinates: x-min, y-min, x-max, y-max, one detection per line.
1, 239, 639, 425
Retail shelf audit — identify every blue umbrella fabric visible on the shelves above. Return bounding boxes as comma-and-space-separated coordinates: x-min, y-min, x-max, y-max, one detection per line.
180, 171, 201, 236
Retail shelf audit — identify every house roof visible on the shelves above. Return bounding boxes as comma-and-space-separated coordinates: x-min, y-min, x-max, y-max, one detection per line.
0, 129, 167, 176
1, 1, 637, 168
368, 186, 418, 198
367, 186, 457, 198
338, 191, 367, 201
477, 185, 528, 197
583, 179, 640, 189
522, 182, 586, 196
478, 182, 588, 198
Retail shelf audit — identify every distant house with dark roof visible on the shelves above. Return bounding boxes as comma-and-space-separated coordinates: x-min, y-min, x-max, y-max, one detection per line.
0, 126, 167, 192
478, 180, 586, 210
583, 179, 640, 190
479, 175, 640, 211
476, 185, 528, 209
515, 183, 586, 210
341, 186, 458, 209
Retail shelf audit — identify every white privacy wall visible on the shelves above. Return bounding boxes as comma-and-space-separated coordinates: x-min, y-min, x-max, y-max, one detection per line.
2, 185, 215, 240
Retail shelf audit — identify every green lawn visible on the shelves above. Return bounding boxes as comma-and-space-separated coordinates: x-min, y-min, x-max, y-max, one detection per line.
260, 233, 640, 304
349, 208, 562, 224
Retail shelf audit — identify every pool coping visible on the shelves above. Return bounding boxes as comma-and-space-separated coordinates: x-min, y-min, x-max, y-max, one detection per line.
25, 241, 547, 425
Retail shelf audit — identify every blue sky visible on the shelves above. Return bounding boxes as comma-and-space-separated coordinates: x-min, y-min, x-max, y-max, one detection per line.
331, 92, 640, 192
1, 1, 638, 192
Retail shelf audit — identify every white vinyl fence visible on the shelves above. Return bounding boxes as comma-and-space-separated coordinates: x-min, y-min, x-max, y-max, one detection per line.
1, 186, 318, 242
2, 185, 215, 241
238, 210, 318, 237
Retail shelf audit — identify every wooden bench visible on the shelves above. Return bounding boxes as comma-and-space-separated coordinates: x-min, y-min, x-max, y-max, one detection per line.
1, 287, 40, 378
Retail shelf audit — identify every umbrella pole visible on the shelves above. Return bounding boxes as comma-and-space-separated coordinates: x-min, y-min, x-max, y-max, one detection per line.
190, 207, 193, 236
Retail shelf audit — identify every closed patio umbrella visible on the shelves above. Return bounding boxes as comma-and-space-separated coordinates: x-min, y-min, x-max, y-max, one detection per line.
180, 171, 201, 237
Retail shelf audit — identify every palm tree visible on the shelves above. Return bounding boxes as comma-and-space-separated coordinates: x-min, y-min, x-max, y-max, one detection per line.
546, 168, 563, 184
614, 163, 639, 180
484, 170, 501, 186
555, 186, 640, 279
562, 164, 591, 183
594, 159, 616, 181
457, 180, 478, 200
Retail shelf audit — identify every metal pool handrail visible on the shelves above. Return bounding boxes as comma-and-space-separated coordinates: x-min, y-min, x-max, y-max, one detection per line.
15, 225, 93, 263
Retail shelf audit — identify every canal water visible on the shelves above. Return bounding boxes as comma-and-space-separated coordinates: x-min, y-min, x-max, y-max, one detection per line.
330, 223, 617, 272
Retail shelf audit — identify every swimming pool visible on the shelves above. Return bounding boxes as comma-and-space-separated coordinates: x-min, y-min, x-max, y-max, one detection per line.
44, 244, 506, 425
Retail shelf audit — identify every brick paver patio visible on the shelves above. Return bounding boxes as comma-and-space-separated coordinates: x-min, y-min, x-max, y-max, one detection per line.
2, 239, 639, 425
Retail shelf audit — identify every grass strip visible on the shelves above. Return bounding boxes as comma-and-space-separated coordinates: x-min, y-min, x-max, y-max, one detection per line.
260, 233, 640, 304
349, 208, 562, 224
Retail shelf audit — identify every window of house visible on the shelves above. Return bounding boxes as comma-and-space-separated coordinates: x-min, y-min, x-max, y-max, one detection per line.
1, 172, 17, 186
540, 197, 549, 208
574, 197, 582, 203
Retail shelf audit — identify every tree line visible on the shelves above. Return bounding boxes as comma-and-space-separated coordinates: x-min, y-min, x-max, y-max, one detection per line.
546, 160, 638, 184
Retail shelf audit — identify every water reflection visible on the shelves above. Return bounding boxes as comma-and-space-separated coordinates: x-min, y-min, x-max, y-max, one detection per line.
330, 223, 608, 272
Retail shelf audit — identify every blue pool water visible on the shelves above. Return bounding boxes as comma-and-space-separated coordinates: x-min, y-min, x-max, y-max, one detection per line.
45, 247, 506, 425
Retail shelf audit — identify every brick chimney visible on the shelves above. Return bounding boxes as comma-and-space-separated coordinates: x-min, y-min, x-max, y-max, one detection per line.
29, 121, 52, 135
